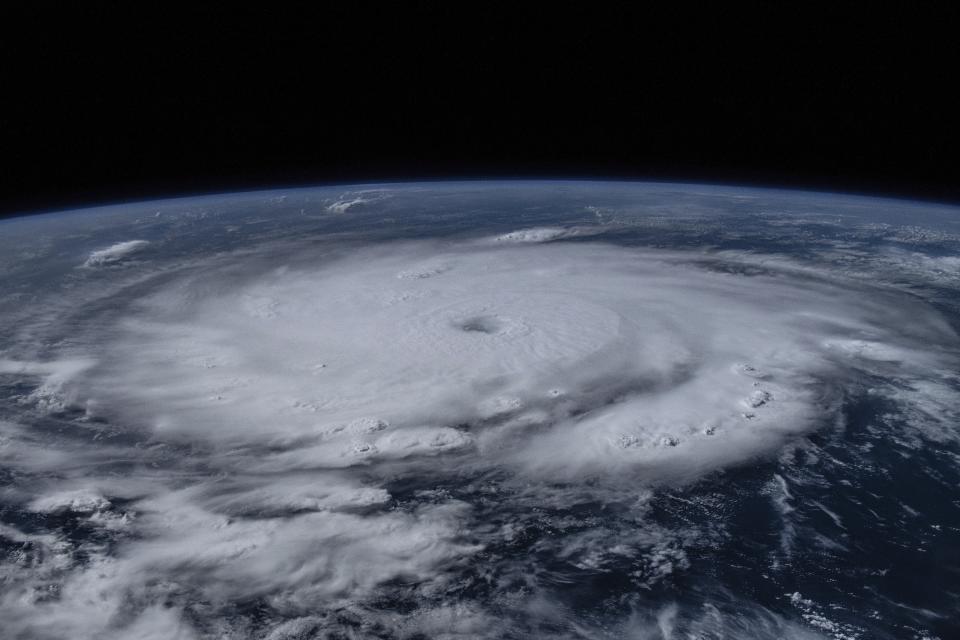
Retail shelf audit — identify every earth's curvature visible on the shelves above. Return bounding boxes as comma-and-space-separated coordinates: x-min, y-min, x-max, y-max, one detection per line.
1, 181, 959, 639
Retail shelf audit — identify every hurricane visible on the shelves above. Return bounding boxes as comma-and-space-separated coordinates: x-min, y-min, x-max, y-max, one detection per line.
1, 182, 959, 639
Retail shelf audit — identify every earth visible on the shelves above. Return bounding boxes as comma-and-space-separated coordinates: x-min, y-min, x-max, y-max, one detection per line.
1, 181, 959, 639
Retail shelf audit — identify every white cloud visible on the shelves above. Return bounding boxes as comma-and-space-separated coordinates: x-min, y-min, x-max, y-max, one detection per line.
324, 190, 390, 213
82, 240, 150, 266
490, 227, 572, 243
66, 239, 957, 482
0, 357, 96, 413
28, 488, 110, 514
3, 226, 959, 637
484, 225, 606, 244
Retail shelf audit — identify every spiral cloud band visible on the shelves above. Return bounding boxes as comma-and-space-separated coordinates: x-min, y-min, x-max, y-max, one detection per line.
76, 238, 952, 480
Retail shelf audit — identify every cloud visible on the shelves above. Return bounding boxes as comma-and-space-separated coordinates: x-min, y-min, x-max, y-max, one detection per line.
484, 225, 607, 244
490, 227, 574, 243
28, 488, 111, 514
326, 197, 370, 213
324, 191, 390, 214
1, 487, 477, 638
68, 240, 957, 479
82, 240, 150, 267
0, 357, 96, 413
2, 226, 958, 637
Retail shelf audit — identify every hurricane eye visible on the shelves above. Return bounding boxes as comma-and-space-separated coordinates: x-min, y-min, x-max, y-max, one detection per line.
455, 315, 502, 334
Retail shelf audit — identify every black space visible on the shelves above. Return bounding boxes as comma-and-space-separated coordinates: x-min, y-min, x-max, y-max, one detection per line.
1, 5, 958, 218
